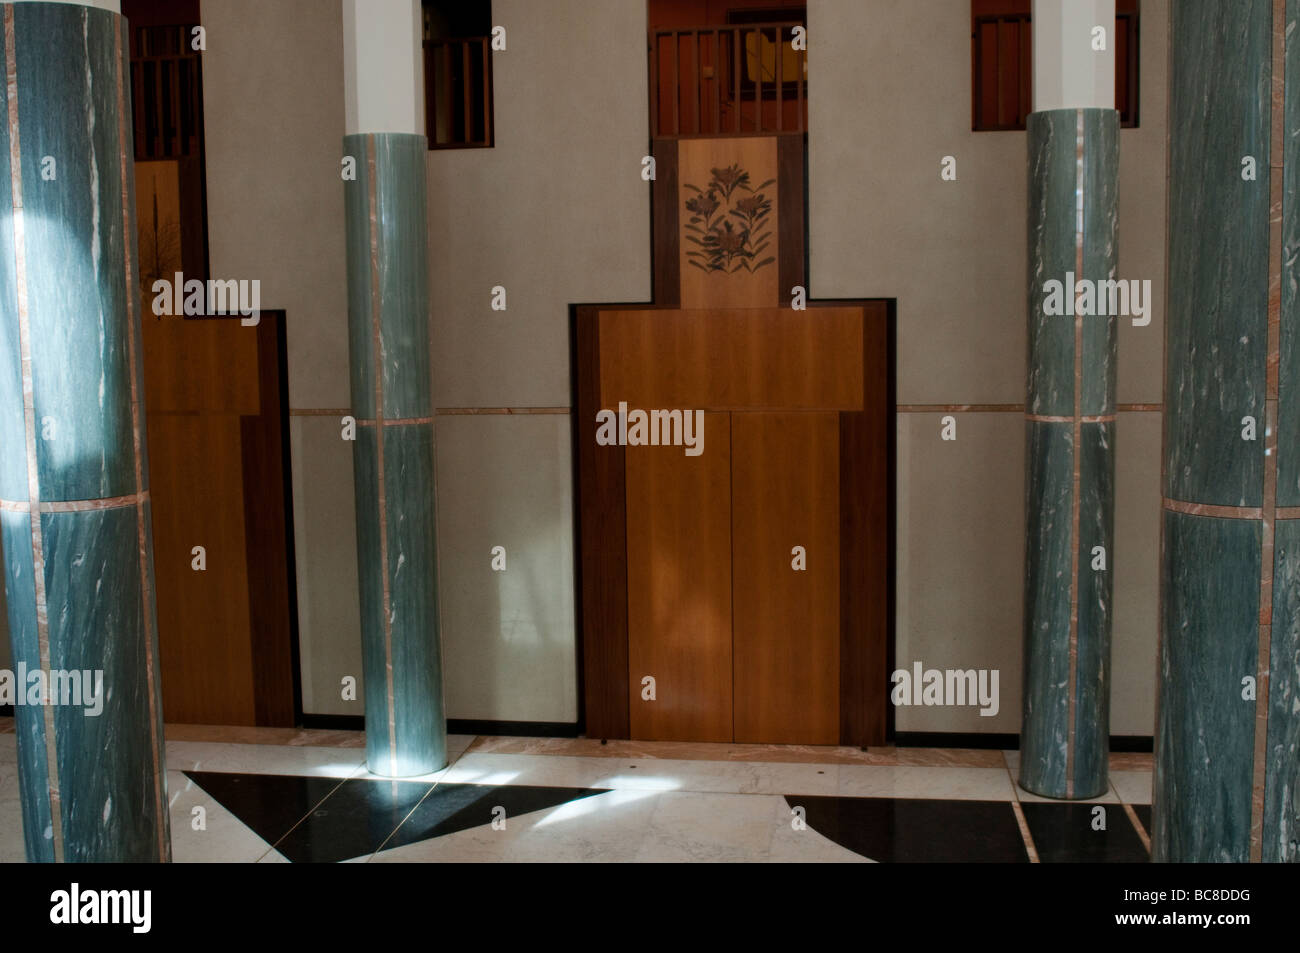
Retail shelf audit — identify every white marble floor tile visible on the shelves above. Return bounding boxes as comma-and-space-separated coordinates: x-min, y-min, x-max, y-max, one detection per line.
837, 765, 1017, 801
368, 787, 661, 863
0, 760, 28, 862
635, 791, 785, 862
165, 741, 367, 778
1110, 770, 1153, 805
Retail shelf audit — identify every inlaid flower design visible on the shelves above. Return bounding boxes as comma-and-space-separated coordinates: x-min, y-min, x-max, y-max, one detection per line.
683, 163, 776, 274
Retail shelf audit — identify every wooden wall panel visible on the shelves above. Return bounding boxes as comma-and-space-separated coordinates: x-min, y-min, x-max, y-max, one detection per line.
732, 412, 840, 744
651, 140, 681, 308
626, 414, 733, 741
839, 301, 893, 745
142, 314, 260, 414
575, 307, 630, 738
242, 316, 297, 726
149, 412, 257, 724
598, 307, 863, 410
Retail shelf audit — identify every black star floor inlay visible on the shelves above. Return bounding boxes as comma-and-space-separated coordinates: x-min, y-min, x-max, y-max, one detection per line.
1133, 803, 1152, 836
274, 776, 436, 863
182, 771, 346, 859
184, 771, 607, 863
785, 795, 1031, 862
1018, 802, 1150, 863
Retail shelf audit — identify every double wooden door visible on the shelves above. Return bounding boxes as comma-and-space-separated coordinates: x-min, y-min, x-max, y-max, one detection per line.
576, 303, 891, 746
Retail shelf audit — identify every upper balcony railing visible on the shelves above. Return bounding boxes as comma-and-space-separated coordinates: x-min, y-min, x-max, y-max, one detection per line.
650, 22, 807, 138
130, 24, 203, 161
424, 36, 494, 149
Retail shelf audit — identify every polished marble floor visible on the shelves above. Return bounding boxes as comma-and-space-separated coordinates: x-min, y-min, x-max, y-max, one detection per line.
0, 720, 1154, 863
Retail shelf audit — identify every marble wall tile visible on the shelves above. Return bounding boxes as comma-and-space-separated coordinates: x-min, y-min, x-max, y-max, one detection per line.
1264, 518, 1300, 861
44, 508, 165, 861
1, 511, 51, 862
1020, 420, 1073, 795
1080, 110, 1120, 417
1165, 0, 1270, 508
12, 4, 136, 502
1281, 0, 1300, 506
1027, 110, 1082, 419
1153, 511, 1259, 863
1073, 420, 1115, 792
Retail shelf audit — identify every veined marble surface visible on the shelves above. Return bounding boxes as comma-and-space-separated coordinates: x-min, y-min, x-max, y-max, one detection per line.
344, 132, 444, 778
1021, 108, 1118, 802
0, 4, 168, 862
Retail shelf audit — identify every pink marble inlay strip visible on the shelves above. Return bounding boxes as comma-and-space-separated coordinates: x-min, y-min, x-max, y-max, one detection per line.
1248, 0, 1286, 863
5, 5, 63, 862
1161, 498, 1264, 520
1122, 801, 1151, 853
355, 416, 435, 427
1011, 801, 1041, 863
0, 491, 149, 513
114, 16, 167, 862
1025, 413, 1116, 424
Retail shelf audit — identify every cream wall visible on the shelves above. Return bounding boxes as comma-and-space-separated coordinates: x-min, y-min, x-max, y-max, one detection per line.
426, 0, 650, 722
808, 0, 1166, 735
201, 0, 648, 723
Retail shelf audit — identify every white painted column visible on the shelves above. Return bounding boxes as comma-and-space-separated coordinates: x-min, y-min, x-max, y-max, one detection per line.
1032, 0, 1116, 111
342, 0, 423, 136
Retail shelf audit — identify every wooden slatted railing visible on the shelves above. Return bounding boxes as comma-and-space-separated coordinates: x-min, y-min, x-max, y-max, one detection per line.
129, 25, 203, 160
424, 36, 493, 149
650, 23, 807, 138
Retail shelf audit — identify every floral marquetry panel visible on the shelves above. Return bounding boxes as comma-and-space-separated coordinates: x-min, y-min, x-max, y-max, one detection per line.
678, 137, 779, 309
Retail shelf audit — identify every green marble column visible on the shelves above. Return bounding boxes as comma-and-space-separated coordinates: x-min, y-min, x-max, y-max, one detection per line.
1156, 0, 1299, 863
0, 2, 169, 861
1020, 108, 1119, 800
344, 132, 446, 778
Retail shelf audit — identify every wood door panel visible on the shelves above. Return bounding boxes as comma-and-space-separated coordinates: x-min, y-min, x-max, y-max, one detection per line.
731, 412, 840, 744
598, 307, 864, 411
148, 412, 257, 724
626, 413, 733, 742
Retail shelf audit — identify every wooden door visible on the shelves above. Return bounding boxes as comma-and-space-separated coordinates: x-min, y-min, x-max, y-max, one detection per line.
731, 412, 840, 744
143, 313, 297, 726
626, 414, 732, 741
